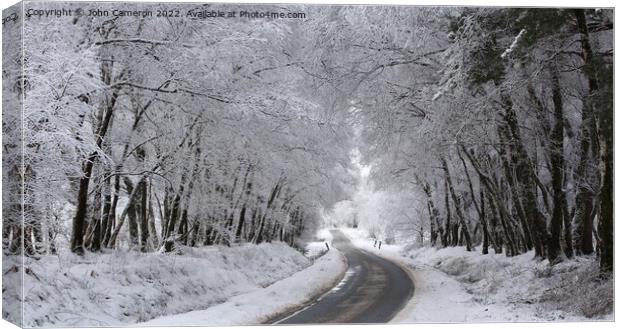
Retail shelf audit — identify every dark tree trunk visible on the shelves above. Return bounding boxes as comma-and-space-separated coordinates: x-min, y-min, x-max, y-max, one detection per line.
148, 182, 160, 249
102, 172, 120, 247
422, 181, 440, 246
125, 178, 140, 248
442, 157, 473, 251
457, 149, 490, 253
572, 94, 596, 256
443, 177, 452, 246
106, 176, 146, 248
202, 222, 212, 246
487, 193, 502, 254
572, 105, 596, 255
497, 122, 534, 252
481, 189, 489, 255
247, 207, 258, 242
100, 178, 112, 250
70, 88, 118, 255
139, 180, 149, 252
235, 205, 246, 242
164, 189, 182, 240
179, 209, 189, 245
499, 88, 547, 258
48, 229, 57, 255
254, 181, 281, 244
547, 65, 567, 264
189, 220, 200, 247
70, 158, 95, 254
462, 147, 516, 255
24, 225, 35, 256
563, 200, 574, 259
86, 183, 103, 252
574, 9, 613, 273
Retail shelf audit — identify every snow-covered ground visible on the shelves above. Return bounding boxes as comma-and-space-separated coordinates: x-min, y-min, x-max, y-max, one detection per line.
341, 228, 613, 323
141, 249, 345, 326
3, 236, 345, 327
303, 228, 337, 259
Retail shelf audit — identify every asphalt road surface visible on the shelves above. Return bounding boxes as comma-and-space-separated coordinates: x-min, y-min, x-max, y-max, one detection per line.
275, 230, 414, 324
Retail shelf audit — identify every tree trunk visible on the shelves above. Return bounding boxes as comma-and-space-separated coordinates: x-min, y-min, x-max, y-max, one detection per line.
235, 205, 246, 242
125, 178, 140, 248
189, 220, 200, 247
147, 181, 160, 249
462, 147, 517, 255
253, 181, 281, 244
481, 189, 489, 254
70, 158, 95, 254
99, 177, 112, 250
574, 9, 613, 273
457, 148, 490, 253
442, 157, 473, 251
497, 121, 534, 252
547, 65, 567, 264
499, 87, 547, 258
572, 85, 596, 256
422, 182, 440, 246
102, 172, 120, 247
106, 176, 146, 248
443, 177, 452, 246
178, 209, 189, 245
139, 180, 149, 252
487, 191, 502, 254
86, 183, 103, 252
70, 85, 117, 254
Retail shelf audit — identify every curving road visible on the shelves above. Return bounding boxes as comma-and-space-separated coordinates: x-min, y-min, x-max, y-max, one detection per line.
275, 230, 414, 324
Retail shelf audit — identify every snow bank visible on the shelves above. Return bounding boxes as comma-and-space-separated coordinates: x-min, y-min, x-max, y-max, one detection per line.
303, 228, 334, 259
303, 242, 330, 259
141, 248, 346, 326
316, 227, 335, 242
341, 228, 613, 322
4, 242, 313, 327
402, 246, 613, 322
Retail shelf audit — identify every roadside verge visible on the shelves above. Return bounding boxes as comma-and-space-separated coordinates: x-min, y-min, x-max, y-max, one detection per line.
140, 248, 347, 326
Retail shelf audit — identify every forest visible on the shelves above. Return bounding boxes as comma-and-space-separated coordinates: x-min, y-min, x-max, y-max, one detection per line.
2, 3, 614, 276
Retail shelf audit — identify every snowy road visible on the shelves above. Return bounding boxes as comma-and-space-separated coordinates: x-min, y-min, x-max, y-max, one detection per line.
275, 230, 414, 324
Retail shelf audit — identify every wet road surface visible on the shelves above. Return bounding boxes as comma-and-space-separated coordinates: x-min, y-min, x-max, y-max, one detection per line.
275, 230, 414, 324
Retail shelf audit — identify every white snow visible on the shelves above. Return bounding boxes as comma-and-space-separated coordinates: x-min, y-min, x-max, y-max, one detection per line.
303, 228, 335, 259
303, 241, 330, 259
3, 242, 342, 327
315, 227, 334, 243
137, 228, 345, 326
140, 248, 346, 326
501, 29, 526, 59
340, 228, 613, 323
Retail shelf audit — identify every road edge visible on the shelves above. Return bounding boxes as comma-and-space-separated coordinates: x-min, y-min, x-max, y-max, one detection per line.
355, 247, 419, 323
341, 233, 419, 324
377, 253, 420, 323
265, 248, 348, 325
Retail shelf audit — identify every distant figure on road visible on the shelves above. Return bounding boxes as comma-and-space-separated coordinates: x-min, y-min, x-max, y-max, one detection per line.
325, 242, 330, 251
378, 241, 382, 249
374, 240, 377, 248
